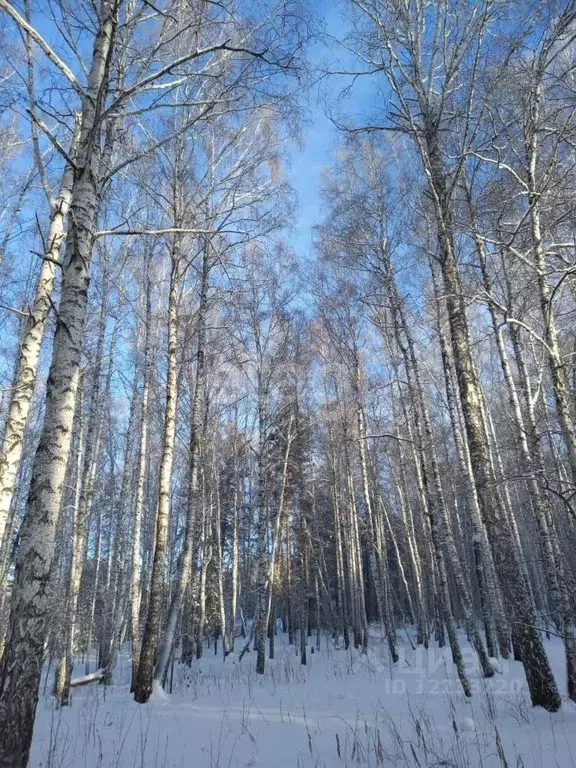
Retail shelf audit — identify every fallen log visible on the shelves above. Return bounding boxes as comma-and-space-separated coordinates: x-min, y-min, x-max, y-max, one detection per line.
69, 669, 105, 688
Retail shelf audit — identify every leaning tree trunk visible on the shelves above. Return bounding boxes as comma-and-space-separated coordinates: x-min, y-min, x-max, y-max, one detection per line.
424, 128, 560, 711
0, 6, 119, 760
473, 215, 573, 648
430, 261, 508, 659
401, 378, 471, 693
0, 127, 79, 552
507, 315, 568, 595
378, 494, 414, 629
381, 246, 491, 680
525, 92, 576, 701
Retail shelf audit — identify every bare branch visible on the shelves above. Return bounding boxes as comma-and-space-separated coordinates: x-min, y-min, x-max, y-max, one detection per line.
0, 0, 83, 94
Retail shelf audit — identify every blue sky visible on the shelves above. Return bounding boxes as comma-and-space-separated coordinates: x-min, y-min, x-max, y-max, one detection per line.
1, 0, 375, 301
286, 0, 380, 258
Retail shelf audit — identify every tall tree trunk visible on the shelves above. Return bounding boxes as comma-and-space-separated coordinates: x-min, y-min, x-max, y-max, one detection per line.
473, 215, 570, 634
254, 375, 270, 674
299, 509, 309, 666
153, 245, 209, 687
85, 327, 116, 674
354, 362, 397, 662
525, 86, 576, 701
380, 240, 489, 678
0, 127, 79, 552
345, 456, 368, 652
196, 489, 211, 661
263, 415, 294, 656
54, 276, 109, 703
52, 374, 85, 706
331, 452, 350, 648
101, 368, 139, 684
425, 129, 560, 710
84, 496, 104, 674
0, 7, 119, 757
134, 253, 180, 703
391, 423, 427, 646
229, 441, 239, 653
430, 262, 508, 659
130, 264, 152, 692
213, 464, 227, 658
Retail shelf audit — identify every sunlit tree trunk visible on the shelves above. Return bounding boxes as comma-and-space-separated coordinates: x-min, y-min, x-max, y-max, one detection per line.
353, 362, 397, 661
229, 438, 239, 653
213, 464, 227, 658
426, 130, 560, 710
345, 455, 368, 652
390, 421, 426, 646
0, 4, 121, 748
134, 252, 180, 703
430, 263, 508, 659
524, 86, 576, 700
331, 450, 350, 649
0, 126, 79, 553
52, 373, 85, 706
196, 486, 211, 661
54, 277, 109, 702
101, 367, 139, 684
154, 244, 210, 685
130, 264, 152, 692
380, 242, 490, 679
254, 373, 270, 674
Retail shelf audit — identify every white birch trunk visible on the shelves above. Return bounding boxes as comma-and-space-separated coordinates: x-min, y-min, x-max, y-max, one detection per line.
130, 264, 152, 691
53, 373, 85, 706
134, 254, 180, 702
0, 127, 79, 551
153, 245, 209, 687
0, 5, 119, 759
425, 134, 560, 710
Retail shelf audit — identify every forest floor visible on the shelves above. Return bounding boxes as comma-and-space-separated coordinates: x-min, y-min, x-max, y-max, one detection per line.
30, 629, 576, 768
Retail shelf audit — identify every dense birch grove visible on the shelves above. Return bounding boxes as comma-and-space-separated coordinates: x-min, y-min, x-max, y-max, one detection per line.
2, 0, 576, 764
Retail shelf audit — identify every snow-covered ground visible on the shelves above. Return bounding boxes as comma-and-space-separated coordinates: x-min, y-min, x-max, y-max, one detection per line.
30, 630, 576, 767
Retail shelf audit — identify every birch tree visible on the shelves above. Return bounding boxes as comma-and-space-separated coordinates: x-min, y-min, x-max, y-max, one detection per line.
0, 0, 308, 757
340, 0, 561, 710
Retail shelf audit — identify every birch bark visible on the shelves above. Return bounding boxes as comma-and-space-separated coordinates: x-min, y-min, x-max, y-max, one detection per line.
0, 4, 121, 760
153, 244, 210, 687
0, 127, 79, 551
130, 264, 152, 691
134, 252, 180, 703
426, 136, 560, 709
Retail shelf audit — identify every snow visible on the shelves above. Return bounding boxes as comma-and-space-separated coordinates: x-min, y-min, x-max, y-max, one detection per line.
459, 715, 476, 732
150, 679, 170, 703
30, 630, 576, 767
490, 657, 504, 675
69, 669, 104, 687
